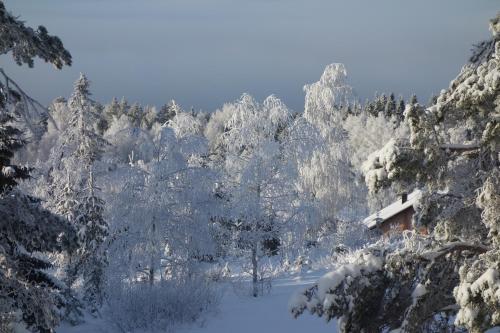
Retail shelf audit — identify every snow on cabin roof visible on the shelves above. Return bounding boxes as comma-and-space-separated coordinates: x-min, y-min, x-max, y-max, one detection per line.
363, 189, 423, 230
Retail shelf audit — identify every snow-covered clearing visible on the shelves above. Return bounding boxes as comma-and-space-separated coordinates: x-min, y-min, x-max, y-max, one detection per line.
179, 270, 337, 333
57, 270, 337, 333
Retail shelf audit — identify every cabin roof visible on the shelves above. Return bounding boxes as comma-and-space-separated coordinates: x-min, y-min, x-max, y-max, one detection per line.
363, 189, 422, 230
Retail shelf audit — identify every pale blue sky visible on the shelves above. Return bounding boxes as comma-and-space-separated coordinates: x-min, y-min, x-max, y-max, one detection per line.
1, 0, 498, 111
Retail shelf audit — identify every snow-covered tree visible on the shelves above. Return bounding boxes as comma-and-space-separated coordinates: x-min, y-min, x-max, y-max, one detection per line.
30, 74, 110, 321
93, 103, 108, 134
0, 188, 77, 332
384, 93, 396, 118
67, 74, 107, 166
290, 14, 500, 333
117, 96, 129, 115
157, 99, 180, 125
0, 2, 71, 69
74, 170, 108, 313
127, 102, 143, 127
141, 105, 157, 129
0, 98, 30, 190
213, 94, 314, 296
104, 97, 121, 123
0, 0, 71, 141
167, 105, 203, 139
396, 95, 406, 121
304, 63, 357, 124
39, 73, 106, 178
0, 3, 77, 331
1, 96, 77, 330
42, 74, 107, 214
104, 114, 156, 163
107, 125, 216, 286
300, 64, 368, 226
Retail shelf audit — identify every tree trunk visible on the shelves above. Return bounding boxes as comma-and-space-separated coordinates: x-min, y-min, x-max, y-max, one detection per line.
252, 244, 258, 297
149, 220, 156, 285
149, 254, 155, 285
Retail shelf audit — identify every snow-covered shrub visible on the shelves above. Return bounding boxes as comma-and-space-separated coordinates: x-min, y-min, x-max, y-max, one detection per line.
105, 276, 220, 332
290, 236, 488, 332
205, 263, 231, 283
289, 245, 386, 331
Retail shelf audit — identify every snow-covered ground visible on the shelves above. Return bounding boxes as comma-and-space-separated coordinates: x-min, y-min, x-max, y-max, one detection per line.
179, 270, 337, 333
179, 271, 336, 333
57, 269, 338, 333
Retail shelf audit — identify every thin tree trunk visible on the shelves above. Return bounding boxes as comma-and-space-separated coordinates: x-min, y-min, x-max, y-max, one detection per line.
252, 244, 258, 297
149, 220, 156, 285
149, 256, 155, 285
252, 183, 262, 297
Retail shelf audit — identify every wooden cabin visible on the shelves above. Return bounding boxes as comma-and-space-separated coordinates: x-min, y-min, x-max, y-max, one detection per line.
363, 189, 422, 235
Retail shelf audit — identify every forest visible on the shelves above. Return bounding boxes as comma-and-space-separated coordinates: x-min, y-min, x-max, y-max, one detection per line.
0, 2, 499, 333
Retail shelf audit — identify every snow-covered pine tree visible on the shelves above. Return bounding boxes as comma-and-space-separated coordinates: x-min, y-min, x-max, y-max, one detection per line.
0, 98, 30, 190
141, 105, 157, 129
409, 93, 418, 105
64, 74, 108, 308
118, 96, 129, 116
157, 102, 176, 125
396, 95, 406, 121
290, 14, 500, 333
0, 2, 77, 331
74, 169, 108, 313
127, 102, 143, 127
364, 99, 378, 117
51, 170, 79, 228
44, 73, 105, 221
384, 92, 396, 118
0, 0, 71, 140
368, 93, 386, 116
45, 157, 82, 294
104, 97, 121, 124
0, 93, 77, 331
67, 73, 107, 166
93, 103, 108, 134
0, 2, 71, 69
43, 165, 86, 325
38, 73, 109, 320
0, 184, 77, 332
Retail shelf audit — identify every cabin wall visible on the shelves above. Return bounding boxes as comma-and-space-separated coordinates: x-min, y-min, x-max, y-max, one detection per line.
379, 207, 415, 235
